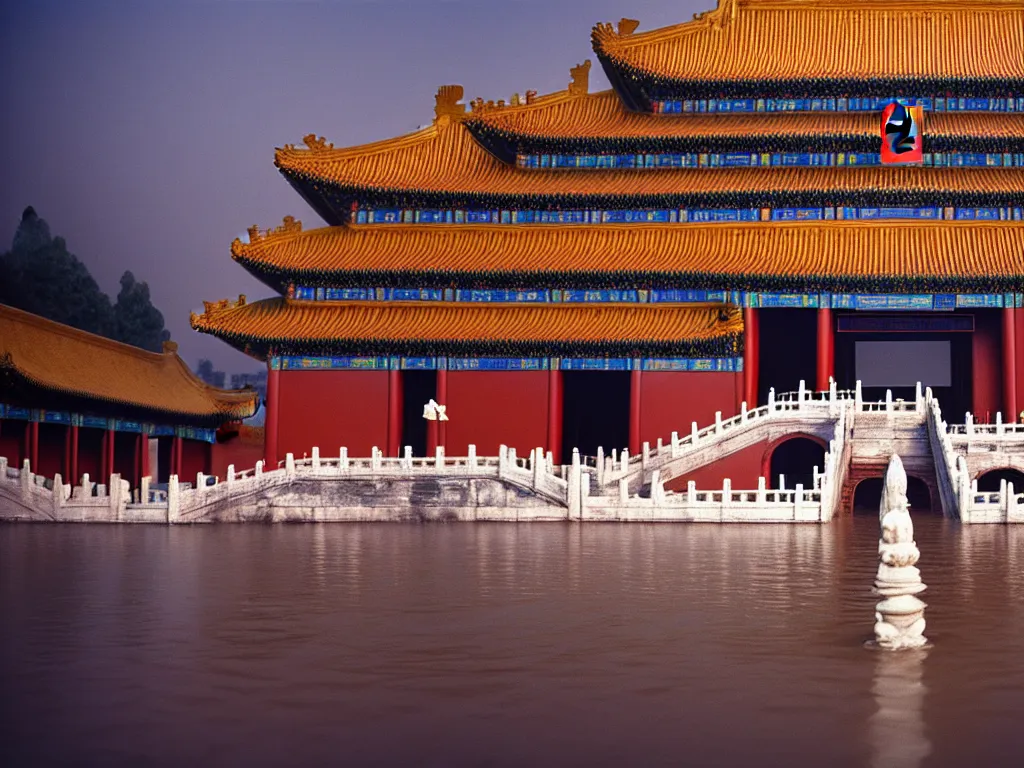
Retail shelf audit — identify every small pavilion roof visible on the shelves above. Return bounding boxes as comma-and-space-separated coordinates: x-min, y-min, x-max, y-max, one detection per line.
190, 298, 743, 360
275, 121, 1023, 220
231, 220, 1024, 295
0, 304, 258, 425
593, 1, 1024, 108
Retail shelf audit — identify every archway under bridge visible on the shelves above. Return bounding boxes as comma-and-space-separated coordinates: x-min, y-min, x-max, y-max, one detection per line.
975, 468, 1024, 493
852, 475, 936, 516
763, 434, 827, 491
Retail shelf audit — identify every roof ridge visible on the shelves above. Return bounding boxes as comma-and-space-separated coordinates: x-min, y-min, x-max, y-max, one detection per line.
275, 123, 442, 166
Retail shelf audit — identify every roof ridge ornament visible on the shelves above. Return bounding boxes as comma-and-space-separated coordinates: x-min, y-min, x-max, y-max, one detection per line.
434, 84, 466, 126
617, 18, 640, 35
246, 216, 302, 244
569, 60, 592, 96
302, 134, 333, 151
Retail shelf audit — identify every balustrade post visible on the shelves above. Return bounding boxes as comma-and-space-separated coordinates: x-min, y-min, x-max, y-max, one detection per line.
757, 476, 766, 504
651, 470, 664, 507
596, 446, 605, 484
498, 444, 508, 475
1008, 481, 1021, 523
715, 411, 723, 431
915, 381, 923, 409
285, 453, 295, 476
404, 445, 413, 469
255, 460, 264, 477
779, 474, 786, 491
855, 380, 863, 409
467, 444, 477, 469
740, 401, 748, 423
687, 480, 696, 505
311, 446, 321, 470
196, 472, 205, 491
226, 465, 235, 487
798, 379, 806, 403
371, 447, 383, 471
141, 475, 151, 503
568, 449, 582, 520
618, 476, 629, 504
339, 447, 349, 470
997, 411, 1004, 436
167, 474, 180, 523
620, 448, 629, 471
435, 446, 445, 470
642, 441, 650, 469
1002, 479, 1011, 521
794, 483, 804, 520
670, 432, 679, 458
885, 389, 893, 412
52, 473, 64, 513
813, 465, 820, 489
829, 378, 837, 404
656, 437, 663, 454
965, 412, 974, 438
768, 387, 775, 410
691, 422, 699, 445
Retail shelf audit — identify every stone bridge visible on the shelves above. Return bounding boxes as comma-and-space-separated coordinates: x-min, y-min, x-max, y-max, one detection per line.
3, 385, 1024, 524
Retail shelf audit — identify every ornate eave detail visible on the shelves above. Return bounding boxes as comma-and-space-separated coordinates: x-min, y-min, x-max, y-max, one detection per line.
244, 216, 302, 247
434, 84, 467, 126
568, 60, 592, 97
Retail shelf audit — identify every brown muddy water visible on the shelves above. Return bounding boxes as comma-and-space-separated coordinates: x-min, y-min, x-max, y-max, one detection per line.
1, 518, 1023, 767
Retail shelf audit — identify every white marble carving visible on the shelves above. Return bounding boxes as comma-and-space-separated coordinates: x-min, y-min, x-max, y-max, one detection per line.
872, 454, 928, 650
422, 399, 449, 422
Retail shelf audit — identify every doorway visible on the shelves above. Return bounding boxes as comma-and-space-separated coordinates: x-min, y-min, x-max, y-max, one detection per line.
561, 370, 631, 459
758, 309, 817, 405
852, 475, 934, 515
767, 436, 826, 490
401, 370, 436, 457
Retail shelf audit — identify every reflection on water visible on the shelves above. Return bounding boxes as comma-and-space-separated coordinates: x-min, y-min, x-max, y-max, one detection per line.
1, 519, 1023, 767
870, 649, 930, 768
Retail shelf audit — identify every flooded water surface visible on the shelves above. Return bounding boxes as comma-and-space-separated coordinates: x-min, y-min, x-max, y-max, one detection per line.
2, 519, 1023, 767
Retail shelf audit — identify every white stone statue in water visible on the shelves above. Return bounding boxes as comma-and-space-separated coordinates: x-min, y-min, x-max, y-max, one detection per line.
872, 455, 928, 650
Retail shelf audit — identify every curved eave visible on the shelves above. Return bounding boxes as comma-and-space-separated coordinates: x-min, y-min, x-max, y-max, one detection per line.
226, 220, 1024, 294
190, 299, 744, 360
277, 165, 1024, 215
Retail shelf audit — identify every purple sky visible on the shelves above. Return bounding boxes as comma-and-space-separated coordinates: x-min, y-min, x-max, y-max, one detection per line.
1, 0, 707, 374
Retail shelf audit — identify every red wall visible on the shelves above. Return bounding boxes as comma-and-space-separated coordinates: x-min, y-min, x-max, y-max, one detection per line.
972, 309, 1003, 422
278, 369, 389, 459
211, 438, 264, 480
76, 427, 103, 483
639, 371, 742, 448
667, 439, 768, 492
180, 440, 210, 483
445, 370, 550, 456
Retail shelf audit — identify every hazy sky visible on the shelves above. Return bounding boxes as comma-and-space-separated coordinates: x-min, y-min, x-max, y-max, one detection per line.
1, 0, 708, 373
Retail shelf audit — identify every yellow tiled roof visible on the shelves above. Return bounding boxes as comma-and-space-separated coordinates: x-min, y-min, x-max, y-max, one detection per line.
593, 0, 1024, 83
0, 304, 258, 421
232, 220, 1024, 283
275, 121, 1023, 198
468, 89, 1024, 142
191, 299, 742, 349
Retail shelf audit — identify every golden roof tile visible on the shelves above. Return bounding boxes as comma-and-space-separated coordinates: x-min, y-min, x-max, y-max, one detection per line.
467, 89, 1024, 144
275, 120, 1023, 202
191, 299, 742, 358
0, 304, 258, 422
231, 220, 1024, 290
592, 0, 1024, 84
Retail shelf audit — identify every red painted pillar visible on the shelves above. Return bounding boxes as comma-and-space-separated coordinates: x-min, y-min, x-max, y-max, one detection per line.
547, 366, 563, 465
63, 425, 72, 479
106, 429, 115, 481
387, 368, 403, 457
1004, 305, 1018, 421
100, 430, 109, 479
175, 437, 184, 478
69, 425, 79, 485
437, 367, 449, 451
743, 307, 759, 407
265, 359, 281, 467
134, 434, 143, 489
816, 306, 834, 392
140, 433, 150, 482
29, 421, 39, 473
629, 367, 642, 455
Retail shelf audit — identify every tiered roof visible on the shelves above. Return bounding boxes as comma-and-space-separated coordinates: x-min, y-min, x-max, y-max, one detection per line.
1, 304, 258, 426
593, 1, 1024, 108
197, 1, 1024, 362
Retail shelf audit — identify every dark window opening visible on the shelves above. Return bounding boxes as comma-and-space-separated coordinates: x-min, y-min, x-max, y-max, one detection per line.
758, 309, 817, 406
561, 371, 630, 460
401, 370, 436, 457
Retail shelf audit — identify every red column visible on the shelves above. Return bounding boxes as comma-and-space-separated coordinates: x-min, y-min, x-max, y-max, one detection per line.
69, 425, 79, 485
29, 421, 39, 472
387, 368, 403, 457
547, 366, 563, 465
629, 367, 642, 455
743, 307, 759, 407
816, 306, 834, 392
63, 425, 72, 478
134, 434, 143, 489
1004, 305, 1018, 421
265, 359, 281, 467
140, 433, 150, 481
437, 367, 448, 451
100, 430, 109, 479
107, 429, 115, 481
175, 437, 184, 478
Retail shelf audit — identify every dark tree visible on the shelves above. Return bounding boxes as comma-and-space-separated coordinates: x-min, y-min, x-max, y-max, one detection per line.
1, 207, 170, 350
114, 271, 171, 352
1, 208, 114, 336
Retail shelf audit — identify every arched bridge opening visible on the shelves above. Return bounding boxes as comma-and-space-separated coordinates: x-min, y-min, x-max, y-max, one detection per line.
852, 475, 934, 516
764, 435, 826, 491
975, 468, 1024, 493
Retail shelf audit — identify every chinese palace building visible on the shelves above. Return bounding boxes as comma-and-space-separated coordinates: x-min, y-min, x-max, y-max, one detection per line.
192, 0, 1024, 490
0, 305, 258, 486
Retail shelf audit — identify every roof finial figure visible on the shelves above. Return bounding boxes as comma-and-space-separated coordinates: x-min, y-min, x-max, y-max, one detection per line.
617, 18, 639, 35
434, 84, 466, 125
569, 60, 592, 96
302, 134, 333, 151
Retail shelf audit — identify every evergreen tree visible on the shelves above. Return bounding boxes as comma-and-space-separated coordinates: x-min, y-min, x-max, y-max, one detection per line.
0, 207, 170, 350
114, 271, 170, 352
